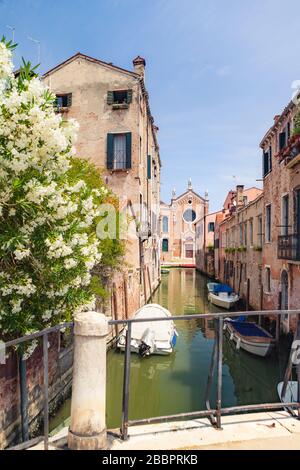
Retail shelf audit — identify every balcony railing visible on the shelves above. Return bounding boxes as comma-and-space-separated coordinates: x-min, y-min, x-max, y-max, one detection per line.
278, 234, 300, 261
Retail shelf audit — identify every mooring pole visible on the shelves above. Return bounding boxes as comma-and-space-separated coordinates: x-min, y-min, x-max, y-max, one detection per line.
19, 353, 29, 442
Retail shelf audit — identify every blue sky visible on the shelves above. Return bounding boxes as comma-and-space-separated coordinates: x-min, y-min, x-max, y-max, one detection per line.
1, 0, 300, 211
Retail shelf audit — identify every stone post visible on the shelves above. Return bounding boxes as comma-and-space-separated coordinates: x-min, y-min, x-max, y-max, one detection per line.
68, 311, 108, 450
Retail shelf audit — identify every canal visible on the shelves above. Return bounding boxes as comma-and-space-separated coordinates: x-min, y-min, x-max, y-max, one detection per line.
50, 268, 290, 434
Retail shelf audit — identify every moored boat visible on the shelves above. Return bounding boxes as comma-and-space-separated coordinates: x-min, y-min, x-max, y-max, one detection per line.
117, 303, 178, 357
277, 381, 298, 404
225, 319, 275, 357
208, 283, 239, 309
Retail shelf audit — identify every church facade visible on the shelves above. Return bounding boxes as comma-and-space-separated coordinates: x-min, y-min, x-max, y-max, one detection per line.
160, 181, 208, 265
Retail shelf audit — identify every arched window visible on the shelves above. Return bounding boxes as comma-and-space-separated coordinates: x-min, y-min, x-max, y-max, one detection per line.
162, 216, 169, 233
183, 209, 196, 223
162, 239, 169, 252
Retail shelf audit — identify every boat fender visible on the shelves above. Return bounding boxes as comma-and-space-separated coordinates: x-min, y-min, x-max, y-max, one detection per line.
236, 337, 241, 350
118, 335, 126, 346
230, 332, 234, 341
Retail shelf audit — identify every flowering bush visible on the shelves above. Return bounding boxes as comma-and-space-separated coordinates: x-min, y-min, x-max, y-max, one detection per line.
0, 38, 122, 343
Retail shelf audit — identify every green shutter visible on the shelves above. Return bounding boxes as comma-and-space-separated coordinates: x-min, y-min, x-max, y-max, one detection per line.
127, 89, 133, 104
279, 132, 286, 150
107, 134, 114, 169
67, 93, 72, 107
147, 155, 151, 179
125, 132, 132, 169
107, 91, 114, 105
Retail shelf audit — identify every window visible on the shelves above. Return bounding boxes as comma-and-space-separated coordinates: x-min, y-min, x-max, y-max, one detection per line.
279, 129, 287, 151
183, 209, 196, 223
107, 133, 131, 170
162, 238, 169, 252
208, 222, 215, 232
162, 216, 169, 233
249, 219, 253, 246
262, 146, 272, 177
265, 267, 271, 293
239, 223, 243, 245
257, 215, 263, 247
55, 93, 72, 108
244, 222, 247, 246
265, 204, 271, 242
107, 90, 133, 106
295, 188, 300, 234
147, 155, 151, 179
281, 195, 289, 236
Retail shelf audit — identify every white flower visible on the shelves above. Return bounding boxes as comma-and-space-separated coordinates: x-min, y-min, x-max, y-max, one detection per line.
14, 248, 30, 260
64, 258, 77, 269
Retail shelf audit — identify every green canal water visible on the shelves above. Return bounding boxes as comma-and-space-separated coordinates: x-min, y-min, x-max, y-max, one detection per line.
50, 268, 290, 434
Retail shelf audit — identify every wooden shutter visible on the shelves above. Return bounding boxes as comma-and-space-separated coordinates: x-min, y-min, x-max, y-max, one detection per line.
125, 132, 132, 169
107, 133, 114, 169
127, 89, 133, 104
269, 145, 272, 171
263, 151, 269, 176
147, 155, 151, 179
279, 131, 286, 150
67, 93, 72, 107
287, 122, 291, 139
107, 91, 114, 105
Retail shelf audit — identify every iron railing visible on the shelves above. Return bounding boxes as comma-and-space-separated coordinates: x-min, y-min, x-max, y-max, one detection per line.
3, 322, 73, 450
278, 234, 300, 261
2, 310, 300, 449
109, 310, 300, 441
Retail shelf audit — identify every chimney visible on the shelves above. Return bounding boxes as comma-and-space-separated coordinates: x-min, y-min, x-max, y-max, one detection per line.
133, 56, 146, 79
236, 185, 244, 207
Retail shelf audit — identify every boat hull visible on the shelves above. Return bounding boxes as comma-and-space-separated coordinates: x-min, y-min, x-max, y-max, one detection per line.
208, 292, 239, 310
225, 322, 274, 357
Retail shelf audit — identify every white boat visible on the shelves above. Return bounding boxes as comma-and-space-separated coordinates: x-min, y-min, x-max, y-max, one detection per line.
208, 291, 239, 309
117, 303, 178, 357
225, 319, 275, 357
277, 381, 298, 403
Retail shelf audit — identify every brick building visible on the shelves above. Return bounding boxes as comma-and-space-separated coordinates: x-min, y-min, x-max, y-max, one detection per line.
43, 53, 161, 318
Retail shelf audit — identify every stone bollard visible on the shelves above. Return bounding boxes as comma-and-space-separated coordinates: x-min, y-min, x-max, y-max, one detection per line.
68, 311, 108, 450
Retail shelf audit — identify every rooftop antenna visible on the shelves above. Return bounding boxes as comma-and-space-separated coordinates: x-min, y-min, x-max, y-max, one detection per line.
6, 25, 15, 43
27, 36, 41, 64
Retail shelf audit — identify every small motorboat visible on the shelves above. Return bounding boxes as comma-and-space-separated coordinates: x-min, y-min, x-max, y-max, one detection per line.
277, 381, 298, 404
208, 283, 239, 309
117, 304, 178, 357
225, 319, 275, 357
161, 269, 170, 274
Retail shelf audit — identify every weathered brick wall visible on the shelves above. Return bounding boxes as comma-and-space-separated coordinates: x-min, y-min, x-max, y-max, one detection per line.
0, 333, 73, 449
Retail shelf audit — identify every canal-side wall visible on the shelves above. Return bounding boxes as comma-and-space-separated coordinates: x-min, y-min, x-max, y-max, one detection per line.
0, 333, 73, 449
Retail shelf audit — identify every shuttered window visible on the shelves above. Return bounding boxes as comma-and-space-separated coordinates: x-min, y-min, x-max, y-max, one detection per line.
55, 93, 72, 108
107, 133, 132, 170
262, 149, 272, 177
162, 239, 169, 252
279, 131, 286, 151
107, 90, 133, 105
147, 155, 151, 179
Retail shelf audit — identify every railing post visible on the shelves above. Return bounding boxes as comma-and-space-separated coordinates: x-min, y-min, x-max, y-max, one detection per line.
216, 317, 223, 429
43, 333, 49, 450
18, 353, 29, 442
121, 322, 132, 440
68, 311, 108, 450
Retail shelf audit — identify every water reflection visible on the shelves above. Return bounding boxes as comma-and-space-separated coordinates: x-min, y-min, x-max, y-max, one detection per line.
50, 268, 285, 433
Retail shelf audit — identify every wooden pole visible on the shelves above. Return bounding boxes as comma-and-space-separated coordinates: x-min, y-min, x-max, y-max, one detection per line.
123, 276, 129, 319
112, 282, 119, 336
143, 267, 147, 304
146, 266, 153, 303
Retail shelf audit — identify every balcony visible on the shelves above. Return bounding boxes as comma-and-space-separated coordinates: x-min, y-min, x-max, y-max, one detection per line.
278, 234, 300, 261
278, 135, 300, 168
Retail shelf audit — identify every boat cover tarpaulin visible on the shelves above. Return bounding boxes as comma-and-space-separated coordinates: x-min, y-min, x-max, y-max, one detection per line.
228, 320, 270, 338
213, 283, 233, 294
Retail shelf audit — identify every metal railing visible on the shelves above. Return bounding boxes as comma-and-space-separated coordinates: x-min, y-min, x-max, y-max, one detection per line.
278, 234, 300, 261
2, 310, 300, 449
3, 322, 73, 450
109, 310, 300, 441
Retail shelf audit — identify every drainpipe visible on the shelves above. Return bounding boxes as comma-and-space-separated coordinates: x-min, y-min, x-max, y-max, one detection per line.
19, 353, 29, 442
